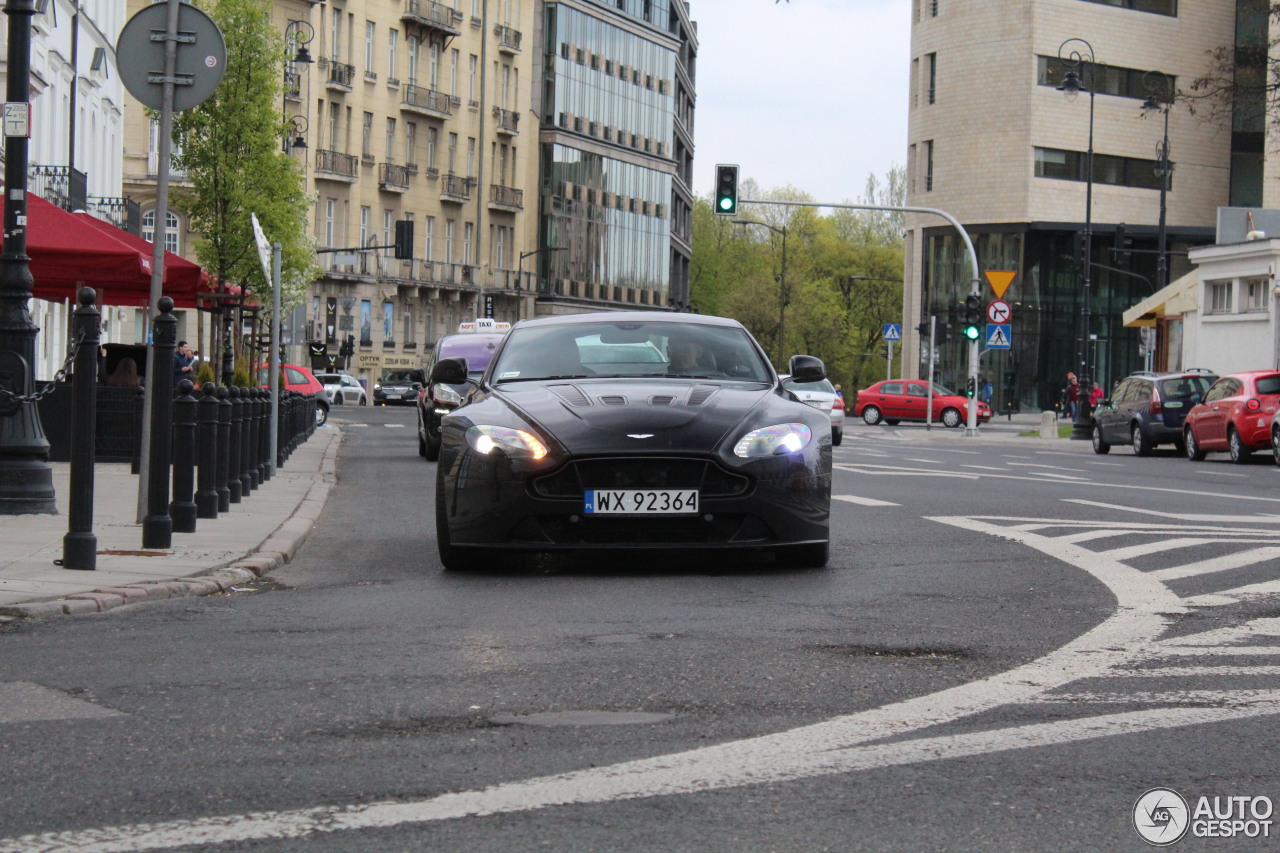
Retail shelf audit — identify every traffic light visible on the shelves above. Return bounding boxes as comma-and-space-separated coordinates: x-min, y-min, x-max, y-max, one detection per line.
966, 377, 976, 398
915, 321, 930, 337
394, 219, 414, 259
963, 293, 982, 341
713, 164, 739, 216
1114, 224, 1132, 262
1072, 231, 1087, 269
937, 322, 951, 344
340, 334, 355, 357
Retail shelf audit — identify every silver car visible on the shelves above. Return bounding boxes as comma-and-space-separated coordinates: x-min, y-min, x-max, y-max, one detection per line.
782, 375, 844, 446
316, 372, 368, 406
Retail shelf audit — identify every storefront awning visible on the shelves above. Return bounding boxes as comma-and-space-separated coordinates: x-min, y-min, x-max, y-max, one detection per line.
1122, 270, 1199, 327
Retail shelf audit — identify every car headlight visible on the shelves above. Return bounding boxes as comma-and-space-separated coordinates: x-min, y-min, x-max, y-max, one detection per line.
374, 383, 382, 390
733, 423, 813, 458
433, 383, 463, 405
466, 425, 549, 460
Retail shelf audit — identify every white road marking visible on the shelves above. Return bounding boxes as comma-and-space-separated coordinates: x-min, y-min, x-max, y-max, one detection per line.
0, 682, 124, 724
1038, 690, 1280, 705
1198, 470, 1249, 478
1110, 666, 1280, 677
1099, 537, 1221, 561
11, 701, 1280, 853
385, 424, 406, 429
834, 495, 899, 507
1065, 499, 1280, 523
962, 465, 1009, 472
1152, 546, 1280, 581
1006, 462, 1087, 471
1029, 472, 1091, 481
1152, 646, 1280, 656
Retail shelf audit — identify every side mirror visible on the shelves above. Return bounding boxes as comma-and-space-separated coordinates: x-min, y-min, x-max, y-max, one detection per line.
787, 354, 826, 383
429, 357, 469, 386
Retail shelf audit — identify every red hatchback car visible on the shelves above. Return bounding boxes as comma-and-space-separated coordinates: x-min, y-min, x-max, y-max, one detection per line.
853, 379, 992, 428
1183, 370, 1280, 463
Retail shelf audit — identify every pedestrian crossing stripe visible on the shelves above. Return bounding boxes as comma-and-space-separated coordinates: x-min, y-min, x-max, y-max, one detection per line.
986, 324, 1011, 349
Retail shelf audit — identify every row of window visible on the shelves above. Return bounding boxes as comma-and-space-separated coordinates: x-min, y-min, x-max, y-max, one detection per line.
915, 53, 1175, 110
1205, 276, 1270, 315
914, 0, 1176, 21
910, 142, 1169, 194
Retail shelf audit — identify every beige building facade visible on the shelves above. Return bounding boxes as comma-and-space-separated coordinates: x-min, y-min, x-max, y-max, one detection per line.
903, 0, 1276, 412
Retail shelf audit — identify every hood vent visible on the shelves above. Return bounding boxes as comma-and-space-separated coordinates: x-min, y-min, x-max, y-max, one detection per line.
550, 384, 591, 407
599, 395, 628, 406
687, 386, 718, 406
648, 395, 676, 406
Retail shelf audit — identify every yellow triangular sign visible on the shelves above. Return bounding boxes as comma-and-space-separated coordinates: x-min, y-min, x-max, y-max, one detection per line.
984, 270, 1015, 299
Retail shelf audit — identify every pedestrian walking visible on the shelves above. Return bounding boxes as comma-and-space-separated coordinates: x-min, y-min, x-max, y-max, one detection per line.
1059, 372, 1079, 419
174, 340, 196, 385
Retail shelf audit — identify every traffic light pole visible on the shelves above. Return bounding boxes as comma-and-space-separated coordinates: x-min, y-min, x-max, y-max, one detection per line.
741, 198, 983, 436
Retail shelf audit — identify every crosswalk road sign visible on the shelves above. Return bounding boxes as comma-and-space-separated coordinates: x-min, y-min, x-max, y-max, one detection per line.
986, 324, 1012, 349
883, 323, 902, 341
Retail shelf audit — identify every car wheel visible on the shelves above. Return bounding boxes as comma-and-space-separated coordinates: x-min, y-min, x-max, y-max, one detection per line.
315, 400, 329, 427
436, 474, 486, 571
831, 428, 843, 447
862, 406, 882, 426
1185, 428, 1205, 461
417, 416, 428, 458
941, 407, 962, 428
333, 394, 342, 406
775, 541, 828, 569
425, 422, 442, 462
1131, 424, 1153, 456
1092, 423, 1110, 454
1273, 427, 1280, 467
359, 395, 367, 406
1228, 428, 1250, 464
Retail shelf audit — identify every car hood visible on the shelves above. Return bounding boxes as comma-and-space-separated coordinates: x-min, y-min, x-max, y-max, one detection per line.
490, 380, 782, 454
379, 382, 417, 391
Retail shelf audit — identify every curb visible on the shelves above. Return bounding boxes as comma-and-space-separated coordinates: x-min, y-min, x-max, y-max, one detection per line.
0, 432, 341, 622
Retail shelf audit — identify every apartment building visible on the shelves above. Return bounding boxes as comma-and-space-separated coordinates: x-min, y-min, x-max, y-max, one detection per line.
903, 0, 1271, 412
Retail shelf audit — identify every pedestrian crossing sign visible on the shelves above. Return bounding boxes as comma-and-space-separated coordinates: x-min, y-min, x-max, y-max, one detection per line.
883, 323, 902, 341
986, 324, 1012, 349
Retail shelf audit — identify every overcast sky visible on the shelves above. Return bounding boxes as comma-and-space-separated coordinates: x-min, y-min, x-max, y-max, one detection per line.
688, 0, 911, 205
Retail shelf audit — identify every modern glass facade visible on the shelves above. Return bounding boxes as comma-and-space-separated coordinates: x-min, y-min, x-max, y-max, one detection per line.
538, 1, 679, 308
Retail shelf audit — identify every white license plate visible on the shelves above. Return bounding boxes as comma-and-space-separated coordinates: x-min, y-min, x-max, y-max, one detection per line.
584, 489, 699, 515
387, 393, 401, 399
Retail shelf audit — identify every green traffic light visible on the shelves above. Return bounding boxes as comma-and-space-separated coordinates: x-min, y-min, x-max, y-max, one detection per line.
718, 196, 733, 211
963, 324, 980, 340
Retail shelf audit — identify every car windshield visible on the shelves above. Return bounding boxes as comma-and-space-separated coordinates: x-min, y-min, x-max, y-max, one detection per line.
381, 370, 417, 383
1158, 375, 1214, 399
316, 374, 342, 384
490, 320, 773, 383
439, 335, 503, 376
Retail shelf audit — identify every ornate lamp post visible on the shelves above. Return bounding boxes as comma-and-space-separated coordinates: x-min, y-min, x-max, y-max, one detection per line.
1142, 70, 1174, 294
733, 219, 788, 365
0, 0, 56, 514
1058, 37, 1097, 441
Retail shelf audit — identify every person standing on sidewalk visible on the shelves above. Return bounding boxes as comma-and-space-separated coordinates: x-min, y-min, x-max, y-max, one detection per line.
1059, 372, 1079, 420
174, 341, 196, 386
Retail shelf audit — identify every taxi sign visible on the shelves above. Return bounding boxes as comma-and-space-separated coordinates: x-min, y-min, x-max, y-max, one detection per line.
457, 318, 512, 334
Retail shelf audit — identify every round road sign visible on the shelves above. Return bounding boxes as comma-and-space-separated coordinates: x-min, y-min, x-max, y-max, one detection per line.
117, 3, 226, 112
987, 299, 1011, 324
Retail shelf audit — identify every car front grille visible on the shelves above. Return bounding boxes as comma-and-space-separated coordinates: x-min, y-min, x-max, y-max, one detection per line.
532, 457, 750, 499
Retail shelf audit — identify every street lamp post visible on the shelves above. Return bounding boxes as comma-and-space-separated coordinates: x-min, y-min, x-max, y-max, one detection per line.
733, 219, 788, 365
517, 246, 565, 319
1059, 37, 1097, 441
1142, 71, 1174, 294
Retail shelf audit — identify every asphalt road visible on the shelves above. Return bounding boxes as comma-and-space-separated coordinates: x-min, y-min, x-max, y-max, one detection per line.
3, 405, 1280, 852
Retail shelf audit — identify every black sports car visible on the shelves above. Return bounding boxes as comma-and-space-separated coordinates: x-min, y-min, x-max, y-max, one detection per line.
431, 312, 833, 570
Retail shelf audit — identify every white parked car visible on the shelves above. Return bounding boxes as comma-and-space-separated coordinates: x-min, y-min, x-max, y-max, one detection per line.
781, 375, 844, 446
316, 372, 368, 406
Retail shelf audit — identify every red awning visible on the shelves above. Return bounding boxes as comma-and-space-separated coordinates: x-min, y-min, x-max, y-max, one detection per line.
73, 211, 202, 306
3, 193, 195, 309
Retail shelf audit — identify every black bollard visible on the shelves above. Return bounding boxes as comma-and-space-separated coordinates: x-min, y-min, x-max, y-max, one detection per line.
247, 386, 261, 490
169, 378, 197, 533
61, 287, 100, 570
276, 391, 288, 469
238, 386, 254, 496
216, 385, 232, 511
257, 388, 271, 483
142, 297, 176, 549
226, 386, 242, 503
196, 382, 219, 519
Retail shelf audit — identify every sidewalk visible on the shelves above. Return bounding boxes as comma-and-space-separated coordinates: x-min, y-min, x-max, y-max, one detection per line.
0, 425, 340, 620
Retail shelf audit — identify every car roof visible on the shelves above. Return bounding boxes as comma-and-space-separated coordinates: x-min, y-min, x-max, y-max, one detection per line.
508, 310, 745, 331
1126, 368, 1217, 380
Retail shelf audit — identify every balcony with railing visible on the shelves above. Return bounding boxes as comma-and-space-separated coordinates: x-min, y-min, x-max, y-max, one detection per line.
400, 83, 452, 118
314, 149, 359, 181
494, 24, 521, 53
323, 59, 355, 92
30, 165, 88, 211
284, 70, 302, 100
378, 163, 409, 192
440, 173, 472, 203
493, 106, 519, 135
400, 0, 460, 36
87, 197, 142, 234
487, 184, 523, 211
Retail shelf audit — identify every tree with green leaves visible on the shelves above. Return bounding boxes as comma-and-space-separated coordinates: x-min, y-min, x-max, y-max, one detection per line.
171, 0, 318, 364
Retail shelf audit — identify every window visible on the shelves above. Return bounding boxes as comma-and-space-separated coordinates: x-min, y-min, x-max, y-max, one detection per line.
383, 210, 393, 258
1078, 0, 1176, 16
447, 132, 458, 173
142, 209, 180, 254
924, 139, 934, 191
405, 121, 417, 167
1034, 147, 1164, 190
360, 300, 372, 346
427, 127, 438, 169
424, 216, 435, 260
1036, 56, 1175, 101
926, 53, 936, 104
450, 49, 459, 96
364, 21, 375, 74
1243, 276, 1269, 312
445, 219, 455, 263
403, 307, 415, 346
382, 301, 394, 343
463, 222, 473, 265
466, 137, 476, 177
385, 117, 396, 160
1207, 280, 1232, 314
362, 112, 373, 158
324, 199, 335, 246
359, 206, 369, 248
388, 28, 398, 80
468, 54, 477, 103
